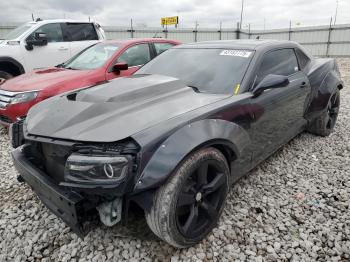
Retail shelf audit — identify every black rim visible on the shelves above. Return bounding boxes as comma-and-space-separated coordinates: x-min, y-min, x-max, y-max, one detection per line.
175, 160, 227, 238
326, 92, 340, 130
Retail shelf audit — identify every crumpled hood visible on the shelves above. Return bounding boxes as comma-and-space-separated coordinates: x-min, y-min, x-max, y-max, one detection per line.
26, 74, 228, 142
1, 68, 93, 92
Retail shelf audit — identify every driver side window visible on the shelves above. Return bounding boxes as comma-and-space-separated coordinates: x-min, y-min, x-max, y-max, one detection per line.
118, 44, 151, 67
27, 23, 64, 43
255, 48, 299, 87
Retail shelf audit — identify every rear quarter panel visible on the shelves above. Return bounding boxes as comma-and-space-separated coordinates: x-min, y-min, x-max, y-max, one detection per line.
305, 58, 343, 120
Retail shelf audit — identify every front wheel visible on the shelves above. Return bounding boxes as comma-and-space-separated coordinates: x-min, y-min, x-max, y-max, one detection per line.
145, 147, 230, 248
0, 71, 13, 85
307, 89, 340, 137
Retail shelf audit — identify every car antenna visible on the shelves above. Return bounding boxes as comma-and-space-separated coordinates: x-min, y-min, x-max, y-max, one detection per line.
35, 18, 42, 22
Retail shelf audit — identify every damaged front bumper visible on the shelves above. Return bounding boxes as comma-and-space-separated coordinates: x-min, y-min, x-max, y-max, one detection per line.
12, 146, 86, 235
11, 146, 126, 236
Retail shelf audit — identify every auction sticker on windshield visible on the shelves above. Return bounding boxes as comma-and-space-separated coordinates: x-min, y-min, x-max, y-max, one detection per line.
220, 50, 252, 57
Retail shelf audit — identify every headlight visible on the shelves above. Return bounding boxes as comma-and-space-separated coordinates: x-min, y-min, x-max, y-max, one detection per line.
65, 154, 130, 183
11, 91, 38, 104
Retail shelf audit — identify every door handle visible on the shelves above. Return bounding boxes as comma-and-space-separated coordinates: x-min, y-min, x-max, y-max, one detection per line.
58, 47, 68, 51
300, 82, 307, 88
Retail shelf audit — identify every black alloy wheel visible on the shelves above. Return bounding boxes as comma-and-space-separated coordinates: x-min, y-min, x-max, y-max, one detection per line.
326, 91, 340, 130
175, 160, 227, 238
146, 147, 230, 248
307, 89, 340, 137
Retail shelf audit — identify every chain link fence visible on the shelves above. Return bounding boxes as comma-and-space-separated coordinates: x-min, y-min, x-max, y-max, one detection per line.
1, 22, 350, 56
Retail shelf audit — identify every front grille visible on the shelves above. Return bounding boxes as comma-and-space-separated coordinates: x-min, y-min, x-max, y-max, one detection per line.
0, 114, 13, 123
0, 89, 16, 109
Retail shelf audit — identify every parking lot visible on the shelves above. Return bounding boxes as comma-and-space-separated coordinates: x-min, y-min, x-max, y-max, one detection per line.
0, 58, 348, 261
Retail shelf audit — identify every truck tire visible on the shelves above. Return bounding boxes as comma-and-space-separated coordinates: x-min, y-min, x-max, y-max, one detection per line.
0, 71, 13, 84
307, 89, 340, 137
145, 147, 229, 248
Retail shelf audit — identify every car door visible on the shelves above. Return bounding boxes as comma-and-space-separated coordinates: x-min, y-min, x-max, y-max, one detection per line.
61, 23, 100, 58
106, 43, 152, 80
248, 48, 311, 164
22, 23, 70, 70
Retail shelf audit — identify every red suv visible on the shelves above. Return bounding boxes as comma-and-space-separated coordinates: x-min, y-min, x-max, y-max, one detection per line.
0, 38, 180, 126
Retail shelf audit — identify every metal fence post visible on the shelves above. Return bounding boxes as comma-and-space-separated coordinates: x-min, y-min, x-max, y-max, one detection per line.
218, 21, 222, 40
288, 20, 292, 41
163, 24, 168, 38
127, 18, 135, 38
326, 17, 333, 57
193, 21, 198, 42
248, 24, 251, 39
236, 22, 240, 39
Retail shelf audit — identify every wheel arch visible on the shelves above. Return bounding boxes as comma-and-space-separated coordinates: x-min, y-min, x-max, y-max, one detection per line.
319, 70, 342, 106
133, 119, 250, 193
0, 56, 25, 76
306, 69, 342, 120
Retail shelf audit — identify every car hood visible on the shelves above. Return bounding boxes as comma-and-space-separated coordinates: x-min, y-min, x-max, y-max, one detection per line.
26, 74, 229, 142
1, 68, 94, 92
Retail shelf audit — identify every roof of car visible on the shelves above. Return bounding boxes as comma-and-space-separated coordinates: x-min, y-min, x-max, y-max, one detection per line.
27, 19, 98, 25
98, 38, 181, 46
177, 39, 298, 50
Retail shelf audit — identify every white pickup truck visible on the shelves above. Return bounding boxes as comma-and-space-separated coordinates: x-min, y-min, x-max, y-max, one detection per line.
0, 19, 106, 83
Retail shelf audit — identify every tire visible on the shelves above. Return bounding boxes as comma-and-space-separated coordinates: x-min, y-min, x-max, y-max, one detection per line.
146, 147, 230, 248
0, 71, 13, 85
307, 89, 340, 137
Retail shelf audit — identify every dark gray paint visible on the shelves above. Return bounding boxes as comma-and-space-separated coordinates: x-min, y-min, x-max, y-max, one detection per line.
134, 119, 250, 192
20, 39, 343, 196
25, 74, 228, 142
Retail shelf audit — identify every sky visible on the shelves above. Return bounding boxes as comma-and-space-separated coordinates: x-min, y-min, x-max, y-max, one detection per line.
0, 0, 349, 30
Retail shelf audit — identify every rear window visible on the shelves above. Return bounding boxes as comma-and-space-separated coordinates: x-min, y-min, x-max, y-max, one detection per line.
62, 23, 98, 41
295, 48, 311, 70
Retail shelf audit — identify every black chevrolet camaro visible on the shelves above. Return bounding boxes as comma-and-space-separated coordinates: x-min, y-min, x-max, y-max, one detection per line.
10, 40, 342, 247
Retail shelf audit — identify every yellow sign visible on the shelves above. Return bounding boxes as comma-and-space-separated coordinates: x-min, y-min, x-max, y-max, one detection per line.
161, 16, 179, 26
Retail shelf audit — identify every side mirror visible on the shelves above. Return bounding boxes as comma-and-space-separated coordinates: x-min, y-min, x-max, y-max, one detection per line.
252, 74, 289, 97
110, 62, 128, 74
25, 32, 48, 50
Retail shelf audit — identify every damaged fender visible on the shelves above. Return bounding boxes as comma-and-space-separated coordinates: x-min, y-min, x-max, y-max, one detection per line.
134, 119, 250, 192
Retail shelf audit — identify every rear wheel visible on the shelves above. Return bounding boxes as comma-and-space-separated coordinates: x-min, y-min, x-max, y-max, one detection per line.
307, 89, 340, 137
0, 71, 13, 85
145, 147, 229, 248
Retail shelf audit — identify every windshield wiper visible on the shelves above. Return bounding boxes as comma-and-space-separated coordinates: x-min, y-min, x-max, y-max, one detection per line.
187, 85, 200, 93
65, 66, 77, 70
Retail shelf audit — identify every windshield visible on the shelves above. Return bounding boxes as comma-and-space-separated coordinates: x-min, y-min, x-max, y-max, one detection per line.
64, 43, 120, 70
4, 24, 33, 40
136, 48, 254, 94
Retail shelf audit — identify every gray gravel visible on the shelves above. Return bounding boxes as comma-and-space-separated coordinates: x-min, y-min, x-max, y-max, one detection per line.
0, 59, 349, 262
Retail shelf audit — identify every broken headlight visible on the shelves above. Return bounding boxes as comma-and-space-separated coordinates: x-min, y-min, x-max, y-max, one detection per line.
65, 154, 130, 183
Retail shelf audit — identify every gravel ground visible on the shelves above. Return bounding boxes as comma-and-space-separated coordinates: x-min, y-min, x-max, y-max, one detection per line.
0, 59, 349, 262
